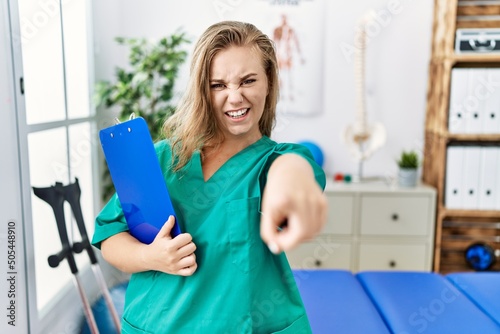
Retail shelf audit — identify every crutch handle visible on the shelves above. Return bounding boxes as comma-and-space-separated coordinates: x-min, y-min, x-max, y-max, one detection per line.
48, 247, 74, 269
63, 178, 98, 264
73, 242, 84, 254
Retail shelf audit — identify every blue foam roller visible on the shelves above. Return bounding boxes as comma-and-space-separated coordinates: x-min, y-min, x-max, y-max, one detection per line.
465, 243, 495, 271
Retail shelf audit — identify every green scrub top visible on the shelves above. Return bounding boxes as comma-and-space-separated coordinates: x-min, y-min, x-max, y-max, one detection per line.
92, 136, 326, 334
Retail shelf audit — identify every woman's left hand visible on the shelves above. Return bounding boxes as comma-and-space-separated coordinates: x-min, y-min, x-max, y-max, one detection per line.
260, 154, 327, 254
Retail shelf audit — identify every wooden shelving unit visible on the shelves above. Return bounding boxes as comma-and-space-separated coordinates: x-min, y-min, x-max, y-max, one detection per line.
452, 54, 500, 63
456, 1, 500, 29
423, 0, 500, 273
447, 133, 500, 141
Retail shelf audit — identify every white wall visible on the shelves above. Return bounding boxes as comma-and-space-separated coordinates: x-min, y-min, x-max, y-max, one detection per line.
93, 0, 434, 181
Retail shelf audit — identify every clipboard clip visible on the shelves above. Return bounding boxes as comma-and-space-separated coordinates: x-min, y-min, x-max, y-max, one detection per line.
114, 113, 136, 125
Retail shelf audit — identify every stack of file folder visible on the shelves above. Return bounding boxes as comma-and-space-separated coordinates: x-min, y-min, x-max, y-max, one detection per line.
448, 68, 500, 134
445, 145, 500, 210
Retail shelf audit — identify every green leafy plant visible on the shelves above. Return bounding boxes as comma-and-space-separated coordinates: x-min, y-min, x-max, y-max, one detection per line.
397, 150, 419, 169
95, 31, 190, 200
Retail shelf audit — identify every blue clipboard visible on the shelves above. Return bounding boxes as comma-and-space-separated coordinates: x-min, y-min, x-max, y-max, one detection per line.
99, 116, 181, 244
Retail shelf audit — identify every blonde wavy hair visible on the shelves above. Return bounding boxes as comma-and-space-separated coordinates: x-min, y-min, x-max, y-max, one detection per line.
163, 21, 280, 171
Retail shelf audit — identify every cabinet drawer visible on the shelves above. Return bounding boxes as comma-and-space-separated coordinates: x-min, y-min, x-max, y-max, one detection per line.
323, 194, 354, 235
358, 243, 428, 271
360, 195, 430, 236
286, 239, 351, 270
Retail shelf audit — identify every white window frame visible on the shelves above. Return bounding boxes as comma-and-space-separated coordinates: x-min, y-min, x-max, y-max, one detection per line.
6, 0, 127, 332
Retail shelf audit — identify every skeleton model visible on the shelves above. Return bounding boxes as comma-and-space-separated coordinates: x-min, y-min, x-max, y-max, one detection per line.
342, 10, 386, 180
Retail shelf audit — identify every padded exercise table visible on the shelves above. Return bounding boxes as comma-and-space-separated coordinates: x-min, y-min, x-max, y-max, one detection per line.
293, 270, 390, 334
447, 272, 500, 327
356, 271, 500, 334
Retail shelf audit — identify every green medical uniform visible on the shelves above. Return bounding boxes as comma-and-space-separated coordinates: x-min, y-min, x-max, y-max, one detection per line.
92, 136, 326, 334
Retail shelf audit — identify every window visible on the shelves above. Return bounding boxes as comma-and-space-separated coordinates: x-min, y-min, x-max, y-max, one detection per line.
17, 0, 98, 315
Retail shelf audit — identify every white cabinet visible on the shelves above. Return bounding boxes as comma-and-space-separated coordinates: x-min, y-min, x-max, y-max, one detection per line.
286, 181, 437, 272
360, 196, 431, 236
323, 194, 354, 235
358, 243, 429, 271
286, 240, 352, 270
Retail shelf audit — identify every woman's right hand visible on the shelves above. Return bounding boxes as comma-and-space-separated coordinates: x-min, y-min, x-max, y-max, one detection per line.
142, 215, 198, 276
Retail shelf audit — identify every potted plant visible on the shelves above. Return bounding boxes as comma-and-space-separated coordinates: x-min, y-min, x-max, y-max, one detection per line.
397, 150, 420, 187
94, 31, 190, 200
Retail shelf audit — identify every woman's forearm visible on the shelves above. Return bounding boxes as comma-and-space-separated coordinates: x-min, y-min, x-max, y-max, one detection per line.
260, 153, 327, 253
100, 216, 198, 276
101, 232, 150, 274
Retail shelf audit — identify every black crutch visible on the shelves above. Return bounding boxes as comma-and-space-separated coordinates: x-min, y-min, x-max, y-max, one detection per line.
33, 183, 99, 334
61, 178, 121, 333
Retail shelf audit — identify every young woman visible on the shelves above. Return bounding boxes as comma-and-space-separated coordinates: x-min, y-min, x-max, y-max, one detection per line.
93, 21, 327, 333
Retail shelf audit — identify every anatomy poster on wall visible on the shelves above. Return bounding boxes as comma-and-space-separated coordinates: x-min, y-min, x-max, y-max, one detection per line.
228, 0, 326, 117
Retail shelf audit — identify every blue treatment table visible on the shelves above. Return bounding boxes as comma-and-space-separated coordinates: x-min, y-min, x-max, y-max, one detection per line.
293, 270, 390, 334
293, 270, 500, 334
357, 271, 500, 334
447, 272, 500, 327
80, 270, 500, 333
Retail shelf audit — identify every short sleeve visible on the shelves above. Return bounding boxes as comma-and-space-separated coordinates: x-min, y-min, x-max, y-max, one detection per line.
258, 142, 327, 196
91, 194, 129, 249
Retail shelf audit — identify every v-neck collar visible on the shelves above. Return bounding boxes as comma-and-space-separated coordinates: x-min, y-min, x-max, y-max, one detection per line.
193, 136, 271, 183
